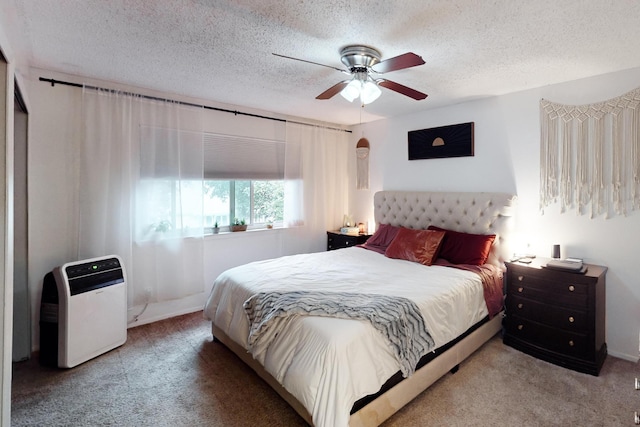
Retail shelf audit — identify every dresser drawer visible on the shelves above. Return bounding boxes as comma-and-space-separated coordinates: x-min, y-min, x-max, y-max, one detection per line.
326, 231, 371, 251
506, 295, 588, 331
505, 315, 590, 358
507, 275, 588, 308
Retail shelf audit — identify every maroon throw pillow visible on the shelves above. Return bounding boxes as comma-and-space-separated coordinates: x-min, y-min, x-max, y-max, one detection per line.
427, 225, 495, 265
384, 228, 446, 266
360, 223, 400, 254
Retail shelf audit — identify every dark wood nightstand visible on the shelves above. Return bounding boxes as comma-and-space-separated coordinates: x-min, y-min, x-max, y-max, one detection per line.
326, 231, 371, 251
503, 258, 607, 376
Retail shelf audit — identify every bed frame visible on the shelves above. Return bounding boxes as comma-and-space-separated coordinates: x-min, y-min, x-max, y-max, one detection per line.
212, 190, 517, 426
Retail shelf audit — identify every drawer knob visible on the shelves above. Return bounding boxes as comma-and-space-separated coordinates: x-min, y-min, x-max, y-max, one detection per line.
517, 275, 524, 282
517, 287, 523, 293
517, 324, 523, 330
568, 340, 574, 347
568, 285, 575, 292
568, 316, 575, 323
517, 303, 523, 309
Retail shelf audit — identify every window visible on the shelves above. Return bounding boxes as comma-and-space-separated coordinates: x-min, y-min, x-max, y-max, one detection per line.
204, 179, 284, 230
201, 132, 286, 232
137, 178, 205, 239
139, 129, 285, 238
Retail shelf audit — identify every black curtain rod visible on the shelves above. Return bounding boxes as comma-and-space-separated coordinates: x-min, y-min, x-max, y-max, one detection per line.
39, 77, 351, 133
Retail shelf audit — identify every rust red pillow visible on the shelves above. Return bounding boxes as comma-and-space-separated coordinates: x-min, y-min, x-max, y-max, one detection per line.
427, 225, 495, 265
360, 223, 400, 254
384, 228, 446, 266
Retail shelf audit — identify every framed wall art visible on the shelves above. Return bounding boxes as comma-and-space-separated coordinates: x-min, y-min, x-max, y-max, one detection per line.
408, 122, 474, 160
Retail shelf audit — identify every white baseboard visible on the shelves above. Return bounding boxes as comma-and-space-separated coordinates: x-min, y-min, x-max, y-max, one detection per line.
607, 349, 640, 363
127, 293, 206, 328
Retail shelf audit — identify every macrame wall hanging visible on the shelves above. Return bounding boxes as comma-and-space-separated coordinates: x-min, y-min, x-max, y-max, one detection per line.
356, 137, 370, 189
540, 86, 640, 218
355, 104, 370, 190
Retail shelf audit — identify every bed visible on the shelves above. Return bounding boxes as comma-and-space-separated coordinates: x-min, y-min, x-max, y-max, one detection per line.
204, 191, 516, 427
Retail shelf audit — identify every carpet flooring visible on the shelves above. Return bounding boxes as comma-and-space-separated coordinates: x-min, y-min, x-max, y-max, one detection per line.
11, 311, 639, 426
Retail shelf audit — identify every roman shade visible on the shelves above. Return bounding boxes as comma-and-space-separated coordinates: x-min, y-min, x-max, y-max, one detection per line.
140, 128, 285, 181
203, 133, 285, 180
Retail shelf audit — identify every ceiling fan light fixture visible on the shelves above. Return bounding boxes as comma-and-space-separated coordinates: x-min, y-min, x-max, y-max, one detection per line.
360, 79, 382, 104
340, 75, 382, 104
340, 79, 361, 102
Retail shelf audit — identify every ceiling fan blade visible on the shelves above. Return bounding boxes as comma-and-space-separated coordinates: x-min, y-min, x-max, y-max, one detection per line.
372, 52, 425, 73
316, 80, 350, 100
272, 53, 349, 74
377, 79, 428, 100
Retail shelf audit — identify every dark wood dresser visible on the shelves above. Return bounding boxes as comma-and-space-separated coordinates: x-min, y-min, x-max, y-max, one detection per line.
503, 258, 607, 376
326, 231, 371, 251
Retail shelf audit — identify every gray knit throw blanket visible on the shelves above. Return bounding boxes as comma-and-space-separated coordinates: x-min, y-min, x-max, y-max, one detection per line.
243, 291, 434, 377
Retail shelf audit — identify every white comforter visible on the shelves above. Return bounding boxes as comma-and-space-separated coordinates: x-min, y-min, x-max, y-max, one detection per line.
203, 247, 489, 427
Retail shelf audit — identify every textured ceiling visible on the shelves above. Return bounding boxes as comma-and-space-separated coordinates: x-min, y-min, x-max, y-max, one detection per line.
3, 0, 640, 125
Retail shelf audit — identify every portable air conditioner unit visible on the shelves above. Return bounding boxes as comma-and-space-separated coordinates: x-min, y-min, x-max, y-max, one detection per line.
40, 255, 127, 368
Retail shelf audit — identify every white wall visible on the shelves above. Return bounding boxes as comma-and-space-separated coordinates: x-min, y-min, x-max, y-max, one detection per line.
25, 69, 331, 349
26, 65, 640, 361
351, 67, 640, 362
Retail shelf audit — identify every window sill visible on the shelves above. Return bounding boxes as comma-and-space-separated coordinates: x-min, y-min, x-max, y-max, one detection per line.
205, 226, 283, 239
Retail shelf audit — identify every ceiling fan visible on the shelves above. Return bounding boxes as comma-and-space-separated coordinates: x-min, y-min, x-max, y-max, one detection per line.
273, 45, 428, 105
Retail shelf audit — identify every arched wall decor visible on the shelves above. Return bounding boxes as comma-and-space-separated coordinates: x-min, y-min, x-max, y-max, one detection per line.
540, 86, 640, 218
356, 137, 370, 190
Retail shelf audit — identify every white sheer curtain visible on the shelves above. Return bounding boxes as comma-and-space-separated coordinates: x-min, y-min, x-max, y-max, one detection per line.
80, 87, 205, 307
284, 122, 350, 253
78, 88, 135, 268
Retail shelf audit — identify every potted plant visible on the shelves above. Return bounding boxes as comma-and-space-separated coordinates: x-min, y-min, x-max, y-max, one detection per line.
212, 221, 219, 234
231, 218, 247, 232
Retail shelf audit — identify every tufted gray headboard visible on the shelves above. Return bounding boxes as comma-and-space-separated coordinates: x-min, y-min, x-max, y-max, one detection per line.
373, 191, 517, 267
